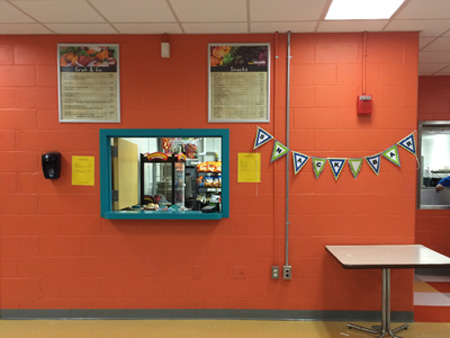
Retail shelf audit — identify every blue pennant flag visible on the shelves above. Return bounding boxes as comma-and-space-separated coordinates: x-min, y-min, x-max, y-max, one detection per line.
292, 151, 309, 175
254, 126, 273, 149
328, 158, 346, 181
397, 132, 416, 156
366, 154, 381, 176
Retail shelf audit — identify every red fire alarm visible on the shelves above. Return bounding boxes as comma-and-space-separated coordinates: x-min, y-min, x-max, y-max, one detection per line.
357, 95, 372, 114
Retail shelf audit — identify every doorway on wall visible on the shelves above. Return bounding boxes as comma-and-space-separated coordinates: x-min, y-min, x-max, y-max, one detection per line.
417, 121, 450, 209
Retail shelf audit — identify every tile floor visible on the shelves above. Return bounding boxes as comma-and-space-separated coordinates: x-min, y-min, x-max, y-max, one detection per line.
414, 268, 450, 322
414, 269, 450, 306
0, 320, 449, 338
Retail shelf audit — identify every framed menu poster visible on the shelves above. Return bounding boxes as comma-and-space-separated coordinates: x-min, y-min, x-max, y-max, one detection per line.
58, 44, 120, 123
208, 43, 270, 123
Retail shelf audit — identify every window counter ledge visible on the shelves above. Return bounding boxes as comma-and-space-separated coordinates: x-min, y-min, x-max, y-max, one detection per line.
104, 211, 223, 220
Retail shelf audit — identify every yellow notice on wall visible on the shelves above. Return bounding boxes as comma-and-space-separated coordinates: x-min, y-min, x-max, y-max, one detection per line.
72, 156, 95, 186
238, 153, 261, 183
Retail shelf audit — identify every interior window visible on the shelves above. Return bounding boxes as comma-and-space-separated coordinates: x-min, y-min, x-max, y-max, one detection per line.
100, 129, 229, 220
418, 121, 450, 209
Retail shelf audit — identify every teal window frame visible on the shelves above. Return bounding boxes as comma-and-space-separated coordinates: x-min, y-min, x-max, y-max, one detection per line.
100, 128, 230, 220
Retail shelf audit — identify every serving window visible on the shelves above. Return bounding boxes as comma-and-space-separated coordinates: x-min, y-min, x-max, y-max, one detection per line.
100, 129, 229, 220
418, 121, 450, 209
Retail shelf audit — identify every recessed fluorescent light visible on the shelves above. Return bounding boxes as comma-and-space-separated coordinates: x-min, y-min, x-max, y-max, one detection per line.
325, 0, 405, 20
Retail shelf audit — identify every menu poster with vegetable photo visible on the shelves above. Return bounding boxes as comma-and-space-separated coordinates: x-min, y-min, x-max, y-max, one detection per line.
58, 44, 120, 123
208, 43, 270, 123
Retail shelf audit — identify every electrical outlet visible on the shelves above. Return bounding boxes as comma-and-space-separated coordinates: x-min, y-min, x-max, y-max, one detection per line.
283, 265, 292, 280
271, 266, 280, 279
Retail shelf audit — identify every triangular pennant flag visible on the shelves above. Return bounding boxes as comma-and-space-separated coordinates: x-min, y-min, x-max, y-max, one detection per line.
271, 140, 289, 162
328, 158, 346, 181
254, 126, 273, 149
348, 158, 363, 179
382, 144, 401, 167
366, 154, 381, 176
292, 151, 309, 175
312, 157, 327, 179
397, 132, 416, 155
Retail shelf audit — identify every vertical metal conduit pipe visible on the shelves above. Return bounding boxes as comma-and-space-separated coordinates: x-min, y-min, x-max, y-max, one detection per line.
273, 31, 279, 265
285, 31, 291, 267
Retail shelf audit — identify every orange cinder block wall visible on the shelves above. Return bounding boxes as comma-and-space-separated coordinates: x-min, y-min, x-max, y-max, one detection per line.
0, 32, 418, 312
416, 76, 450, 257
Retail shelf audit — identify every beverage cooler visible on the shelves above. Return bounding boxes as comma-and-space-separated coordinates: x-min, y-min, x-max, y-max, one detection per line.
140, 154, 185, 208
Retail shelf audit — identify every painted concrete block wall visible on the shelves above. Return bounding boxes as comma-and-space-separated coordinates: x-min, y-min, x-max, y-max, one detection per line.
0, 32, 418, 312
417, 76, 450, 257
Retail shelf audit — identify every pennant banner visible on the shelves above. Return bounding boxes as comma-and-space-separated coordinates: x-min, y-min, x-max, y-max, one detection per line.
328, 158, 346, 181
271, 140, 289, 162
366, 154, 381, 176
397, 132, 416, 156
382, 144, 401, 167
254, 126, 273, 149
312, 157, 327, 179
252, 127, 417, 180
292, 151, 309, 175
348, 158, 363, 179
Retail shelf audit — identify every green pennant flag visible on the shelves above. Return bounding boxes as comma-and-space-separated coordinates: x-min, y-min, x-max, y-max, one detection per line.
271, 140, 289, 162
348, 158, 363, 179
382, 144, 401, 167
312, 157, 327, 179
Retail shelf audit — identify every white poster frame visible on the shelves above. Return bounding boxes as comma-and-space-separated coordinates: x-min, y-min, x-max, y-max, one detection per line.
57, 43, 120, 123
208, 43, 270, 123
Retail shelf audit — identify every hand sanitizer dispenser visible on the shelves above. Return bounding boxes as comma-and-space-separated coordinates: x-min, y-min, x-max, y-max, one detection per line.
42, 152, 61, 179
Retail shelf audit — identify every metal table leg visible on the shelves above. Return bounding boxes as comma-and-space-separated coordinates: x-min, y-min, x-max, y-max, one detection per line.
385, 269, 408, 338
347, 268, 408, 338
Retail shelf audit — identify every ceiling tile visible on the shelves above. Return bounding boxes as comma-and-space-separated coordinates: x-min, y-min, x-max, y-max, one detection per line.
317, 20, 387, 33
0, 23, 51, 34
46, 23, 117, 34
418, 63, 450, 75
435, 66, 450, 75
385, 19, 450, 37
0, 1, 34, 23
251, 21, 317, 33
170, 0, 247, 22
250, 0, 327, 21
421, 37, 450, 52
90, 0, 175, 23
419, 51, 450, 63
114, 23, 182, 34
11, 0, 105, 23
182, 22, 248, 34
396, 0, 450, 20
419, 37, 437, 49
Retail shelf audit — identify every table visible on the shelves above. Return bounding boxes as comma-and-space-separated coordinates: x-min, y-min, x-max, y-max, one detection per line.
326, 244, 450, 338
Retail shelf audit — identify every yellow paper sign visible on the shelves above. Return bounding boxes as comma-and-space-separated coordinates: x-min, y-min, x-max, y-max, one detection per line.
238, 153, 261, 183
72, 156, 95, 186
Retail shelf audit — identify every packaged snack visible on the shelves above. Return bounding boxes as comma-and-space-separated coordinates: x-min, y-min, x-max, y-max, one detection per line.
204, 177, 213, 187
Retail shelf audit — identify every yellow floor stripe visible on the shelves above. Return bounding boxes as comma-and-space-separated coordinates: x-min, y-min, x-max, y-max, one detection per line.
414, 280, 440, 293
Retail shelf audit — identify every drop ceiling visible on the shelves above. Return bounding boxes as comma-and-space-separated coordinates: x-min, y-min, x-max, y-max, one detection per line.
1, 0, 450, 75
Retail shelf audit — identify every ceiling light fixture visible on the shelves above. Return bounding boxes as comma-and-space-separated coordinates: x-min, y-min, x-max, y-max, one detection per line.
325, 0, 405, 20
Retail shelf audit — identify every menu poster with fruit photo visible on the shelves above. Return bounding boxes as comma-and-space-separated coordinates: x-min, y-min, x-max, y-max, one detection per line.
58, 44, 120, 123
208, 43, 270, 123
